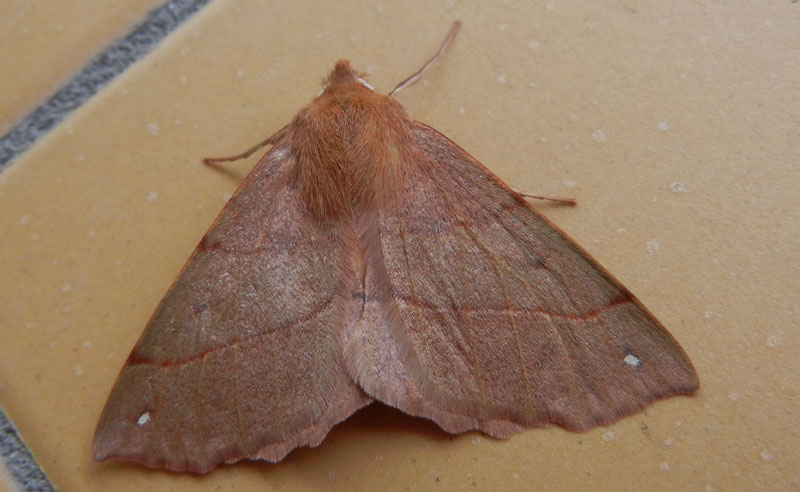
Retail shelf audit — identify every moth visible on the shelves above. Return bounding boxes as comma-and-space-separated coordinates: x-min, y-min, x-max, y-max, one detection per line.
93, 22, 698, 473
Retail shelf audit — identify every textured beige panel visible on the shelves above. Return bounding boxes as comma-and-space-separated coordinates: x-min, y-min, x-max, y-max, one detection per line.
0, 0, 164, 133
0, 0, 797, 490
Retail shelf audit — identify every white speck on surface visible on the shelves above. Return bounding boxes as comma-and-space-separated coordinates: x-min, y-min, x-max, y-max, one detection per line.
591, 129, 607, 143
624, 353, 642, 368
236, 69, 245, 79
29, 234, 39, 241
512, 473, 520, 479
704, 311, 713, 319
179, 75, 188, 85
147, 123, 159, 136
76, 154, 85, 161
647, 239, 661, 254
60, 284, 72, 292
657, 121, 670, 131
728, 392, 740, 401
114, 259, 122, 266
472, 436, 482, 445
19, 215, 32, 225
82, 340, 92, 349
562, 179, 576, 188
375, 454, 383, 461
527, 40, 539, 49
569, 113, 579, 122
458, 107, 465, 115
766, 335, 778, 347
546, 1, 556, 11
363, 64, 378, 74
539, 136, 547, 143
616, 227, 628, 233
704, 485, 714, 492
670, 182, 687, 193
147, 191, 159, 203
73, 365, 83, 377
136, 412, 152, 427
499, 23, 508, 31
445, 0, 455, 8
87, 230, 96, 238
664, 437, 674, 446
222, 192, 233, 202
659, 462, 670, 471
698, 34, 710, 44
496, 74, 508, 85
760, 450, 773, 461
602, 431, 615, 442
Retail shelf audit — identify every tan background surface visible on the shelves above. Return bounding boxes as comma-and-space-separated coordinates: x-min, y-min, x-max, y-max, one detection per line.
1, 0, 798, 490
0, 0, 165, 135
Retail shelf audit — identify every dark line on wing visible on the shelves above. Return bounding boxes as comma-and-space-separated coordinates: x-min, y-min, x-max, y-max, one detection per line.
393, 291, 633, 321
125, 292, 337, 368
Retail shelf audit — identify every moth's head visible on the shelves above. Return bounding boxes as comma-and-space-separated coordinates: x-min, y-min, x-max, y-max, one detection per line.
320, 60, 375, 94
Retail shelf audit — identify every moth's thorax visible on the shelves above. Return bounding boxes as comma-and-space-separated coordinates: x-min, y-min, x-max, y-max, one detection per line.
289, 60, 415, 220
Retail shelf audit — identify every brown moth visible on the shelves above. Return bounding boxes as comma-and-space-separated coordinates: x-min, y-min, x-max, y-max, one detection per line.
93, 22, 698, 473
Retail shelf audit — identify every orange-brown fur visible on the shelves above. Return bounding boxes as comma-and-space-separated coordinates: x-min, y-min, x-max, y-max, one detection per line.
290, 61, 412, 220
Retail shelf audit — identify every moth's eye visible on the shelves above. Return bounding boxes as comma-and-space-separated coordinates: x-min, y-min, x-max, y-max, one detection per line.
356, 77, 375, 91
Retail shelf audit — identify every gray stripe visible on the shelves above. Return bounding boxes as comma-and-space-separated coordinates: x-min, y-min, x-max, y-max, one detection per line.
0, 0, 213, 170
0, 406, 57, 492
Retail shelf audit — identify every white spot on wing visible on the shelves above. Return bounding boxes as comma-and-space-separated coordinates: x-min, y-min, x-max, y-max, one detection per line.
137, 412, 152, 427
624, 353, 642, 368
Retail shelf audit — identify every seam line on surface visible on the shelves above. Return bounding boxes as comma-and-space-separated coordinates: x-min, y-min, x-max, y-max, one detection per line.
0, 0, 214, 170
